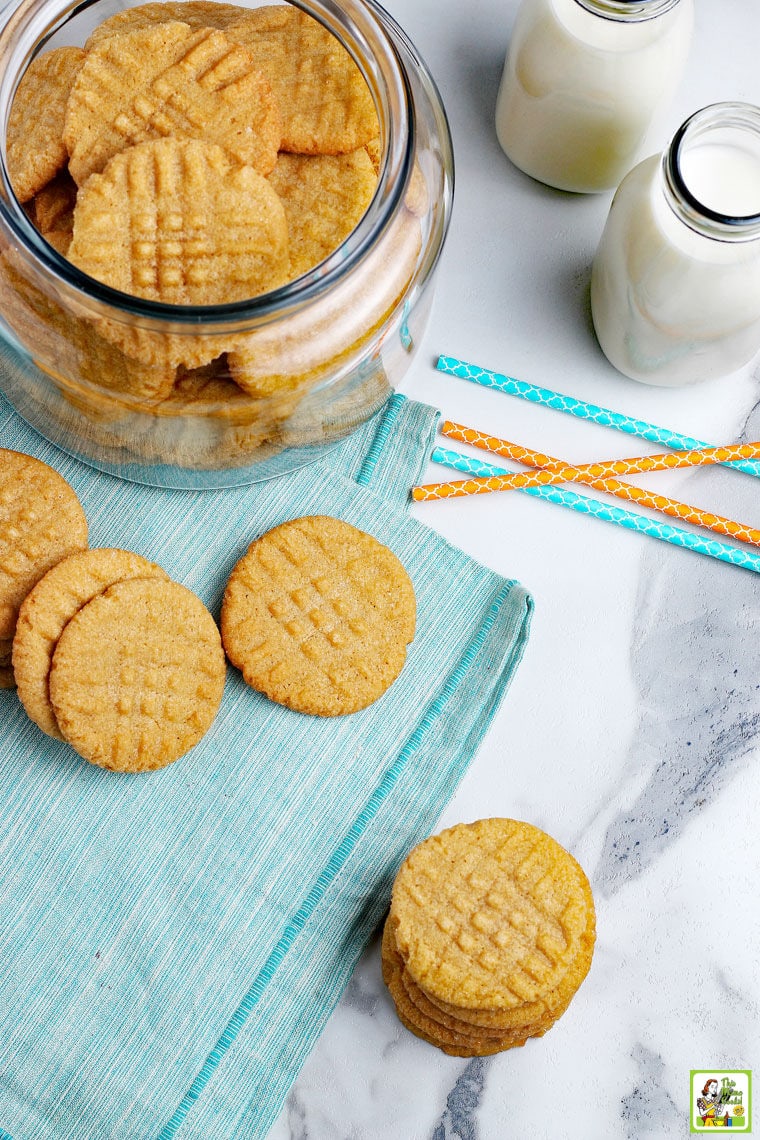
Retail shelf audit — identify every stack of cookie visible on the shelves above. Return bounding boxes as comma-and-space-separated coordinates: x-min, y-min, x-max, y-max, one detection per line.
382, 818, 595, 1056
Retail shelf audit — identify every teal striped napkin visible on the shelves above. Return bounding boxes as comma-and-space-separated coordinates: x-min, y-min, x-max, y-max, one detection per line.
0, 377, 532, 1140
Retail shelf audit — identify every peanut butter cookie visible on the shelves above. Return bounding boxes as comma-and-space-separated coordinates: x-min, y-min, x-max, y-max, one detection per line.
267, 150, 376, 280
65, 22, 281, 185
226, 5, 378, 155
7, 47, 86, 202
390, 819, 595, 1013
49, 577, 225, 772
221, 515, 415, 716
13, 548, 169, 739
0, 449, 88, 646
85, 1, 245, 48
68, 138, 288, 305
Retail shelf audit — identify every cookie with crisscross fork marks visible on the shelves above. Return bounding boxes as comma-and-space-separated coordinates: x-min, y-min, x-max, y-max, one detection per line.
266, 150, 377, 281
13, 548, 169, 740
7, 47, 86, 203
381, 918, 536, 1056
390, 818, 595, 1013
0, 450, 88, 659
84, 1, 247, 49
64, 21, 281, 186
390, 910, 593, 1045
49, 577, 225, 772
221, 515, 416, 716
68, 138, 288, 304
225, 5, 378, 155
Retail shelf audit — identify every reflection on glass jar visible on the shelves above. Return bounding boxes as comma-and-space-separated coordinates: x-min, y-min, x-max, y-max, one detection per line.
591, 102, 760, 386
0, 0, 453, 488
495, 0, 693, 194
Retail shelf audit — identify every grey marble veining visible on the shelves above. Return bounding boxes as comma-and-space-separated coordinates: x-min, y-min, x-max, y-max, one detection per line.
280, 1089, 309, 1140
596, 378, 760, 895
431, 1060, 488, 1140
266, 0, 760, 1134
620, 1045, 677, 1140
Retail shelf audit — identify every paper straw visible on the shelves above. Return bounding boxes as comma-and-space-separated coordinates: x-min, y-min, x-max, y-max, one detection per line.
428, 446, 760, 576
435, 354, 760, 479
416, 422, 760, 494
415, 424, 760, 549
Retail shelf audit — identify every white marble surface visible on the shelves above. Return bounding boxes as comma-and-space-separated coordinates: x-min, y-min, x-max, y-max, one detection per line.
268, 1, 760, 1137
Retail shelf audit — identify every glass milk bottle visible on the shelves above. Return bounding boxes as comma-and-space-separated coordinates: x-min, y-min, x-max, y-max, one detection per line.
591, 103, 760, 386
495, 0, 693, 193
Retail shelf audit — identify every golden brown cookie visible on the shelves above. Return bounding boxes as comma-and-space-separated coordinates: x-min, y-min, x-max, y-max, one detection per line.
267, 150, 376, 280
33, 169, 77, 235
156, 359, 295, 446
40, 230, 72, 257
390, 818, 595, 1011
65, 22, 281, 186
0, 252, 178, 400
7, 47, 86, 203
382, 921, 534, 1057
73, 319, 179, 401
392, 999, 530, 1058
225, 204, 421, 392
32, 169, 77, 255
68, 138, 288, 305
365, 136, 382, 175
0, 450, 88, 645
221, 515, 416, 716
381, 922, 520, 1042
49, 577, 225, 772
158, 358, 247, 413
226, 348, 317, 400
226, 5, 378, 155
0, 637, 14, 689
13, 548, 169, 740
89, 320, 227, 371
417, 918, 594, 1031
85, 1, 246, 48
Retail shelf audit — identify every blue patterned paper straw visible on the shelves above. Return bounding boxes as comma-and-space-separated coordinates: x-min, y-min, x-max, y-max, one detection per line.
431, 447, 760, 576
436, 354, 760, 479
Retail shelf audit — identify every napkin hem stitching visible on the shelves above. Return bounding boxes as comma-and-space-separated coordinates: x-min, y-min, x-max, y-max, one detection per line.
355, 393, 407, 488
156, 580, 515, 1140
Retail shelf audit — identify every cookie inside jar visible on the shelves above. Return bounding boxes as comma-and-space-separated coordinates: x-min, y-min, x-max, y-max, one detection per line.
0, 0, 445, 485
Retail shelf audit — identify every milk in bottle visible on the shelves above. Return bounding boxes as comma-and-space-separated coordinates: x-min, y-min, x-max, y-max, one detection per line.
591, 103, 760, 386
496, 0, 693, 193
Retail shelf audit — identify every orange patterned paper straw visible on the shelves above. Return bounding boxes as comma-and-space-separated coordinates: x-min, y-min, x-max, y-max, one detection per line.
413, 423, 760, 549
430, 422, 760, 492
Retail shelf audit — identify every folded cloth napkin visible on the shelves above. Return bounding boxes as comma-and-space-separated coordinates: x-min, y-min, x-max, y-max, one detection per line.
0, 384, 532, 1140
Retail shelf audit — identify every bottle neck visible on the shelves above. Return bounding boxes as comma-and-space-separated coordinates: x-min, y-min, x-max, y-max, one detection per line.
662, 103, 760, 243
574, 0, 681, 21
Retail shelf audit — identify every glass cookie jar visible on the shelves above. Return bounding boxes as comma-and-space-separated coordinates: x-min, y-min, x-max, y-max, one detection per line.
591, 103, 760, 386
0, 0, 453, 488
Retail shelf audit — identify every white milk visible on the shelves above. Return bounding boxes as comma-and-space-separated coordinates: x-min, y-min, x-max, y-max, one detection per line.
495, 0, 693, 193
679, 134, 760, 218
591, 104, 760, 386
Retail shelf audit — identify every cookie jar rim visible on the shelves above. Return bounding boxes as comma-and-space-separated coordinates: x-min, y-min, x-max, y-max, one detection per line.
0, 0, 418, 331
